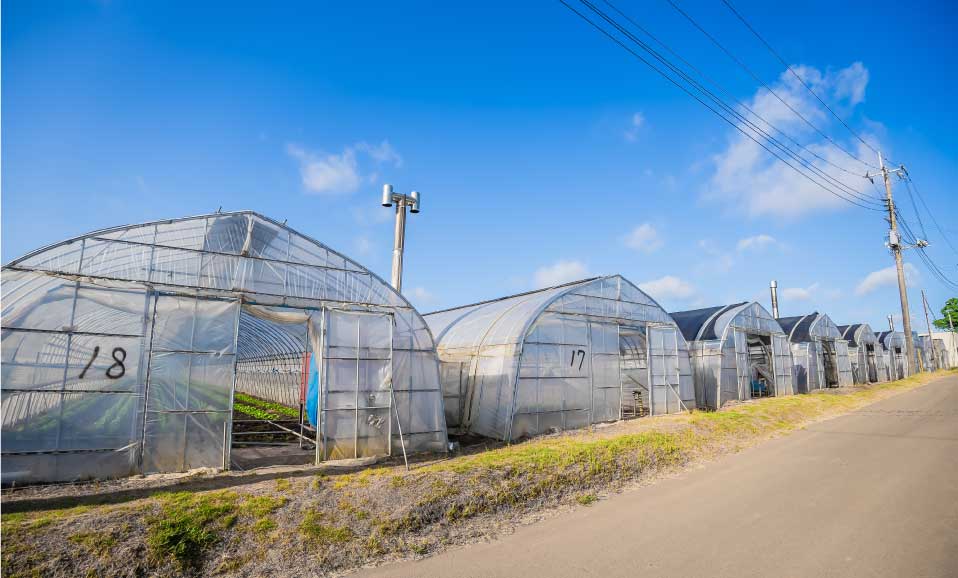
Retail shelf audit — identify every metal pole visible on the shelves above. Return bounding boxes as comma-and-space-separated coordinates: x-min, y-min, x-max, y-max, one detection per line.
880, 151, 916, 371
769, 280, 779, 318
949, 312, 957, 367
888, 315, 895, 332
391, 199, 407, 292
921, 290, 935, 370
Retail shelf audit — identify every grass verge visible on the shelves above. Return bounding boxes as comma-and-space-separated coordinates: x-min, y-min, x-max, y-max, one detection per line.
2, 370, 951, 577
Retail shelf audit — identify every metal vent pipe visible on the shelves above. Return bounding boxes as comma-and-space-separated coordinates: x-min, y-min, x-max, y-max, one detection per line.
769, 280, 779, 318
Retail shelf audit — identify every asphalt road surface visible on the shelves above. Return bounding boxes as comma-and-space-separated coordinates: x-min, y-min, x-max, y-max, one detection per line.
356, 374, 958, 578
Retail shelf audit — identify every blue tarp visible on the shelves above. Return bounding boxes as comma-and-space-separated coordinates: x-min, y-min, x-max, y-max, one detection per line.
306, 353, 319, 427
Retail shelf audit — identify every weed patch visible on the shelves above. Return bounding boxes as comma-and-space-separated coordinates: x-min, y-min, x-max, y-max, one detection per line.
146, 491, 239, 569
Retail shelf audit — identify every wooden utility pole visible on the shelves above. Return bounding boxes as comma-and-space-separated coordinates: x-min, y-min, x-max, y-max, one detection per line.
879, 151, 916, 371
921, 290, 934, 370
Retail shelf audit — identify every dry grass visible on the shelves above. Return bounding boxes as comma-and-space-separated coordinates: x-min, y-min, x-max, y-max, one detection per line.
2, 370, 951, 578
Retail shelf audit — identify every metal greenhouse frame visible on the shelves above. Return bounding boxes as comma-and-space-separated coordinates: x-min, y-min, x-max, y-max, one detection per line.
837, 324, 887, 384
1, 211, 448, 484
670, 302, 794, 410
424, 276, 695, 442
876, 331, 910, 380
777, 312, 854, 393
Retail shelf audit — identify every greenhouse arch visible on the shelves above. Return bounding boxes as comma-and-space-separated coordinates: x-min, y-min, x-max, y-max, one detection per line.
837, 323, 886, 384
670, 302, 794, 410
424, 275, 695, 442
777, 312, 853, 392
1, 211, 448, 484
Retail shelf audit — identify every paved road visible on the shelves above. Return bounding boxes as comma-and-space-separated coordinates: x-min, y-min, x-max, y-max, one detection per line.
357, 375, 958, 578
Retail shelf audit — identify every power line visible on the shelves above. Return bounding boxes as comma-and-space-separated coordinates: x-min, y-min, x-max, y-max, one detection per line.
718, 0, 881, 159
598, 0, 871, 182
903, 173, 958, 257
591, 0, 881, 206
664, 0, 879, 171
559, 0, 884, 211
901, 176, 928, 240
896, 208, 958, 290
602, 0, 861, 182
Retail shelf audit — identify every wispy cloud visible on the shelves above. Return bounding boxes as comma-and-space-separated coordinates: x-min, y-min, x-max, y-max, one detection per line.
736, 234, 777, 252
624, 112, 645, 142
781, 282, 819, 301
638, 275, 696, 301
622, 223, 663, 253
534, 260, 589, 288
855, 263, 918, 295
354, 235, 373, 256
287, 140, 402, 195
695, 239, 735, 274
703, 62, 879, 218
408, 286, 436, 306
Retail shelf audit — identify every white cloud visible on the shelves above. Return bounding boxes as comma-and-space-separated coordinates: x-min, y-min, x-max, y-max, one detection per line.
695, 239, 735, 274
354, 236, 372, 255
287, 140, 402, 195
704, 62, 879, 218
855, 263, 918, 295
638, 275, 696, 300
781, 282, 819, 301
624, 112, 645, 142
623, 223, 663, 253
736, 234, 777, 252
534, 260, 589, 288
408, 286, 436, 305
356, 140, 403, 167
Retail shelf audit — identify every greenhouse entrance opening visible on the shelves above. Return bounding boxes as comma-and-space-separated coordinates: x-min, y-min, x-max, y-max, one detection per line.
892, 347, 905, 380
821, 341, 840, 387
746, 334, 775, 398
231, 310, 315, 470
618, 326, 649, 419
864, 344, 879, 383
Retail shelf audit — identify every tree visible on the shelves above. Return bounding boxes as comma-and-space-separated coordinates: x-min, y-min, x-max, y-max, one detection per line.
933, 297, 958, 331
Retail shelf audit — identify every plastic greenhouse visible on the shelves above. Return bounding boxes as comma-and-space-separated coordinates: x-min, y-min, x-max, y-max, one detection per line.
777, 312, 854, 392
670, 302, 794, 410
423, 276, 695, 441
930, 338, 949, 370
836, 324, 887, 384
1, 211, 448, 484
915, 332, 932, 372
876, 331, 909, 380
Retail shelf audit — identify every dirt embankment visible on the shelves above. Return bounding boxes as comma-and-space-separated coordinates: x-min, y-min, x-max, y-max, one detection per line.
2, 371, 950, 578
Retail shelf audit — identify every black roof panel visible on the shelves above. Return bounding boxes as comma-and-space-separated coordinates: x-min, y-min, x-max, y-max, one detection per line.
670, 303, 747, 341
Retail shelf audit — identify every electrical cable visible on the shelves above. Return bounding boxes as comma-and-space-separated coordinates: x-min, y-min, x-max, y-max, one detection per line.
718, 0, 881, 159
560, 0, 884, 210
665, 0, 878, 170
904, 174, 958, 257
598, 0, 872, 181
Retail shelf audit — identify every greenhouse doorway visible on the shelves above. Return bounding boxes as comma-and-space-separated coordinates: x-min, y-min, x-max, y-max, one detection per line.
746, 334, 775, 398
821, 341, 840, 387
315, 309, 395, 463
230, 309, 315, 471
864, 344, 879, 383
618, 326, 650, 419
891, 347, 905, 380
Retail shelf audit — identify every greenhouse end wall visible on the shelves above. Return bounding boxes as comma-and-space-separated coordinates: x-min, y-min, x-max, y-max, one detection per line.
673, 302, 794, 411
1, 212, 448, 484
426, 276, 694, 442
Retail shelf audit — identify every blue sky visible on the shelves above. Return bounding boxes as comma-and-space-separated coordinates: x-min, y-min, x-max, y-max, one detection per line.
4, 0, 957, 331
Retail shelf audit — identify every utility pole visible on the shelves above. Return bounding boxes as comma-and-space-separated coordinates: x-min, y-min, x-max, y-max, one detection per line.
877, 151, 916, 372
921, 290, 935, 370
949, 312, 958, 368
381, 184, 421, 292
